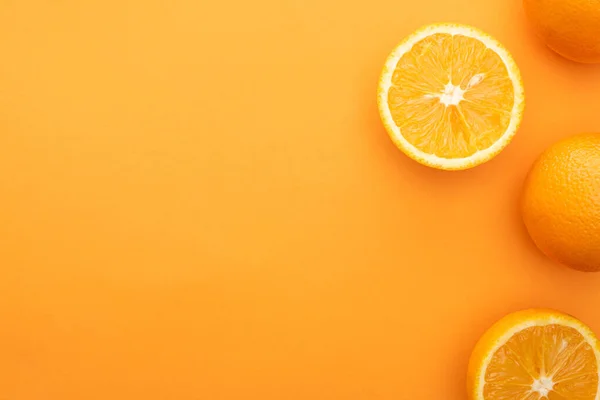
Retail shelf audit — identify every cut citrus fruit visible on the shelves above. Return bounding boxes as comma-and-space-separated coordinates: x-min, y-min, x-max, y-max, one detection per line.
377, 23, 525, 170
468, 309, 600, 400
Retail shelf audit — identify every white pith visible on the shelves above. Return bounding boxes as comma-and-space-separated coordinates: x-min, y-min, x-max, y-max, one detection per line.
435, 82, 466, 106
475, 316, 600, 400
532, 376, 553, 397
378, 24, 525, 169
432, 74, 485, 106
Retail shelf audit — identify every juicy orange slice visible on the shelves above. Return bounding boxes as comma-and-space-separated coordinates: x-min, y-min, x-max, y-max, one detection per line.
377, 23, 525, 170
468, 309, 600, 400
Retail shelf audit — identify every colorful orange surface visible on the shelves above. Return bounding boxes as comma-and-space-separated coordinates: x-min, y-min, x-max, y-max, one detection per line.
1, 1, 600, 399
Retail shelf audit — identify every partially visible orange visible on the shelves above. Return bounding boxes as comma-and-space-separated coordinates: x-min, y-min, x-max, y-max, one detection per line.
521, 133, 600, 272
524, 0, 600, 63
377, 23, 525, 170
468, 309, 600, 400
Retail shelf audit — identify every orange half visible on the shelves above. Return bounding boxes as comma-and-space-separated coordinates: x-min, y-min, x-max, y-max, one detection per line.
468, 309, 600, 400
377, 23, 525, 170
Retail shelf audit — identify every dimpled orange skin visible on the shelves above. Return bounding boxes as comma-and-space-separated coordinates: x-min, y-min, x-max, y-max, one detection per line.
522, 133, 600, 272
523, 0, 600, 63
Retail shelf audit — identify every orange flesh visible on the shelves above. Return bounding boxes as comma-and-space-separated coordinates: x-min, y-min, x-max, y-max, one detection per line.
484, 325, 598, 400
388, 33, 515, 158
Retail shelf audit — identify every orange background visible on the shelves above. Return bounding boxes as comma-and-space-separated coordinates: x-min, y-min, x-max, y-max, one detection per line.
1, 0, 600, 399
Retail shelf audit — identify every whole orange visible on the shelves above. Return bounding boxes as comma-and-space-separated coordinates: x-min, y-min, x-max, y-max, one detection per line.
523, 0, 600, 63
522, 133, 600, 272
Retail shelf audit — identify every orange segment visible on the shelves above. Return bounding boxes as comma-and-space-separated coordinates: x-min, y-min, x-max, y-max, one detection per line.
468, 310, 600, 400
485, 325, 598, 400
378, 24, 524, 170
